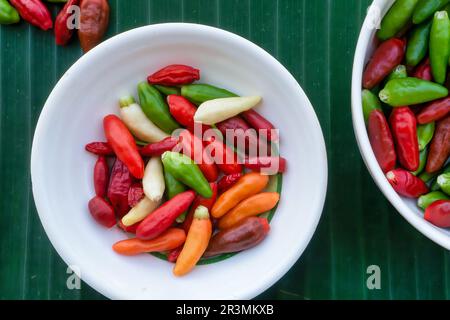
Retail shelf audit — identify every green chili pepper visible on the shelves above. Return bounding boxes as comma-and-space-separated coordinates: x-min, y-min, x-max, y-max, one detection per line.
181, 84, 237, 104
430, 163, 450, 189
377, 0, 420, 41
137, 82, 180, 133
413, 0, 450, 24
417, 191, 449, 209
412, 148, 428, 176
0, 0, 19, 24
379, 77, 448, 106
386, 65, 408, 81
362, 89, 382, 123
163, 168, 187, 223
430, 11, 450, 84
154, 85, 181, 96
406, 21, 432, 66
161, 151, 212, 198
417, 122, 435, 150
437, 172, 450, 194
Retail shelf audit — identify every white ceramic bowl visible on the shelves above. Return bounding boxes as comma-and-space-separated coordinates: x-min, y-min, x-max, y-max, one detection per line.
352, 0, 450, 250
31, 23, 328, 299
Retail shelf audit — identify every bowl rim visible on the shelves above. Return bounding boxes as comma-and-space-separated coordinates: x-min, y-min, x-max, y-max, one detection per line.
351, 0, 450, 250
31, 22, 329, 299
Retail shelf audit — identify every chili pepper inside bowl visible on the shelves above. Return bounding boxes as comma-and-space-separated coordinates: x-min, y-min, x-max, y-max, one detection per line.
352, 0, 450, 249
31, 23, 327, 299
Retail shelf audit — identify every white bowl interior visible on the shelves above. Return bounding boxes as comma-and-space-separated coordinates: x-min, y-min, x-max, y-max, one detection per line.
31, 24, 328, 299
352, 0, 450, 250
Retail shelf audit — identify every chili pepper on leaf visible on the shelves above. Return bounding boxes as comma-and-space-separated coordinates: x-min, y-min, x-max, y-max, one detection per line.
204, 217, 270, 258
78, 0, 109, 52
104, 114, 144, 179
368, 109, 397, 173
0, 0, 20, 24
88, 196, 116, 228
173, 205, 212, 276
10, 0, 52, 30
386, 168, 429, 198
377, 0, 419, 40
136, 190, 195, 240
54, 0, 79, 45
424, 199, 450, 227
148, 65, 200, 86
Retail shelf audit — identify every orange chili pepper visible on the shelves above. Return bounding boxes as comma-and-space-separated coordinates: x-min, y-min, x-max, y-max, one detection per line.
173, 206, 212, 276
218, 192, 279, 230
211, 172, 269, 219
112, 228, 186, 256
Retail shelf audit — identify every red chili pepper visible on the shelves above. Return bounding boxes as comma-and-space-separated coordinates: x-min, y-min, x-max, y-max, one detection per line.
204, 135, 242, 175
426, 115, 450, 173
389, 107, 420, 171
203, 217, 270, 258
216, 116, 264, 155
10, 0, 52, 30
413, 58, 433, 81
54, 0, 79, 45
241, 109, 278, 142
88, 196, 116, 228
148, 65, 200, 86
93, 156, 109, 198
139, 136, 179, 157
103, 115, 144, 179
117, 220, 140, 234
85, 141, 114, 156
182, 183, 218, 233
362, 38, 406, 89
386, 169, 429, 198
368, 109, 397, 173
136, 190, 196, 240
424, 200, 450, 228
243, 156, 287, 173
217, 173, 242, 193
178, 129, 219, 182
128, 182, 144, 208
167, 246, 183, 263
107, 159, 132, 218
167, 95, 210, 133
417, 97, 450, 124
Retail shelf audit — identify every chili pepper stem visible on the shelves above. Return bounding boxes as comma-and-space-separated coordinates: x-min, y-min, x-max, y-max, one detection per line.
194, 205, 209, 219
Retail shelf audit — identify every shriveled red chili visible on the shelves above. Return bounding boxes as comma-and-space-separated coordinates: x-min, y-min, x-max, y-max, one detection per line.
85, 141, 114, 156
148, 65, 200, 86
139, 136, 179, 157
217, 173, 242, 193
107, 159, 132, 218
127, 182, 144, 208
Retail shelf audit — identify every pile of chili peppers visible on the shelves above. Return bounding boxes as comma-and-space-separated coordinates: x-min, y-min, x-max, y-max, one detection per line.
0, 0, 109, 52
85, 64, 286, 276
363, 0, 450, 229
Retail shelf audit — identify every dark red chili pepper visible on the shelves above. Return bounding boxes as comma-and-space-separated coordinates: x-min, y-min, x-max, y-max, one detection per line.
88, 196, 116, 228
167, 95, 210, 133
54, 0, 79, 45
417, 97, 450, 124
127, 182, 144, 208
368, 109, 397, 173
217, 173, 242, 193
386, 168, 429, 198
85, 141, 114, 156
136, 190, 196, 240
389, 107, 420, 171
117, 219, 140, 234
243, 156, 287, 173
148, 65, 200, 86
424, 200, 450, 228
178, 129, 219, 182
362, 38, 406, 89
104, 114, 144, 179
107, 159, 132, 218
216, 116, 263, 155
139, 136, 179, 157
203, 217, 270, 258
413, 58, 433, 81
93, 156, 109, 198
204, 134, 242, 175
241, 109, 278, 142
182, 183, 218, 233
78, 0, 110, 52
10, 0, 52, 30
426, 115, 450, 173
167, 246, 183, 263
